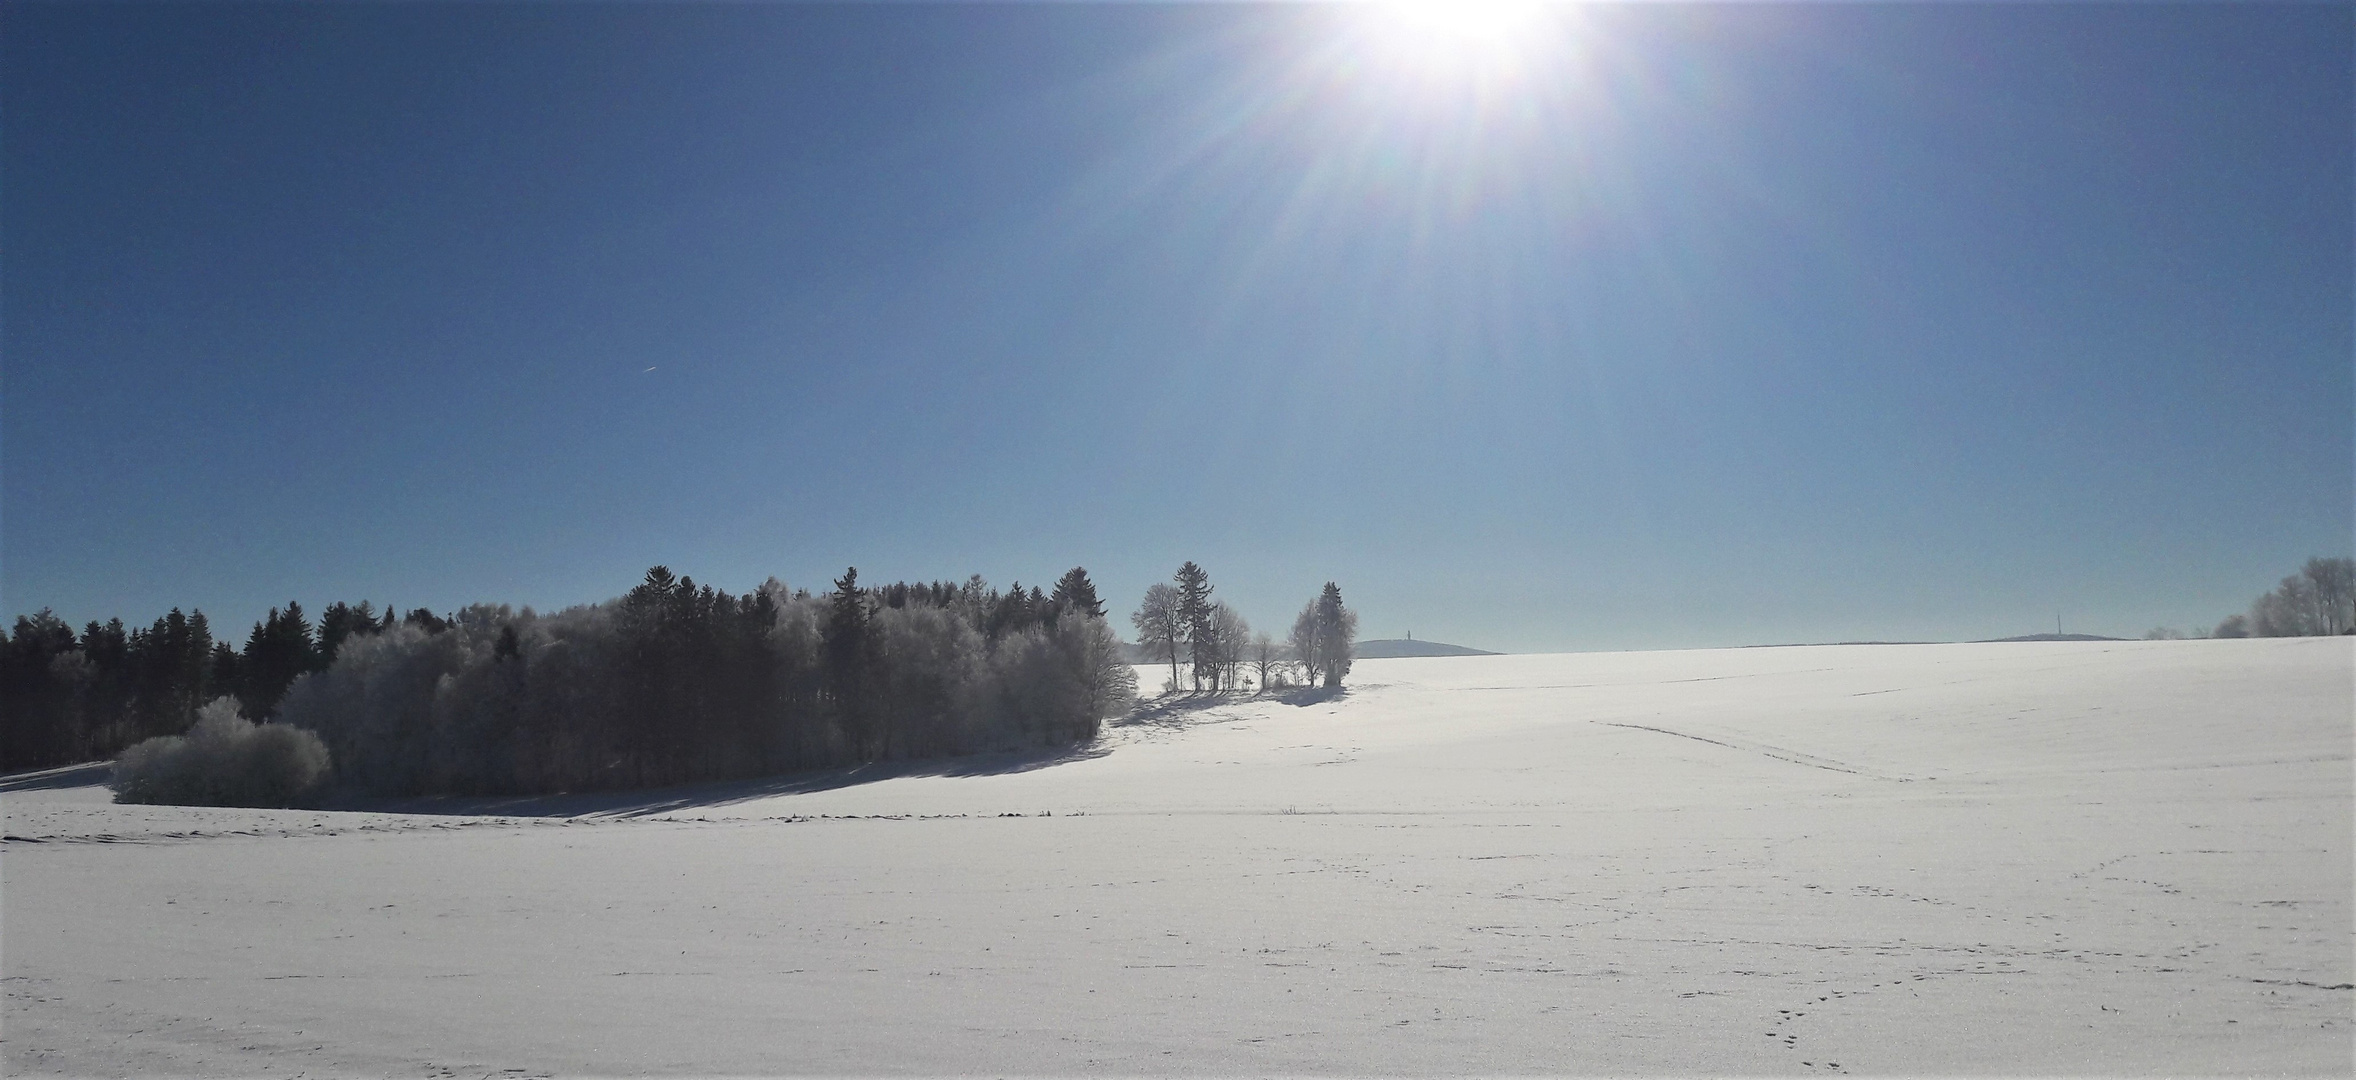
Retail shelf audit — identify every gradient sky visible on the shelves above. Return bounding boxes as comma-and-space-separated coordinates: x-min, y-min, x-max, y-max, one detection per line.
4, 2, 2349, 653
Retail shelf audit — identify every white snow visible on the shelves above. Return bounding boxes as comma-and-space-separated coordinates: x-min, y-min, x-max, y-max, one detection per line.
5, 638, 2349, 1075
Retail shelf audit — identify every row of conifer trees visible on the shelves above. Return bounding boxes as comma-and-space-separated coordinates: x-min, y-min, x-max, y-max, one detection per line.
0, 600, 448, 772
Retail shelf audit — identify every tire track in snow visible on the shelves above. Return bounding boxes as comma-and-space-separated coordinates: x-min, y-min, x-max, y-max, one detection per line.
1596, 722, 1915, 782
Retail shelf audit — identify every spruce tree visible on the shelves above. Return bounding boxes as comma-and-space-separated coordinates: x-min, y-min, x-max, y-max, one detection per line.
1313, 582, 1357, 689
238, 603, 315, 720
317, 601, 382, 667
1174, 562, 1214, 691
1051, 567, 1105, 619
823, 568, 879, 758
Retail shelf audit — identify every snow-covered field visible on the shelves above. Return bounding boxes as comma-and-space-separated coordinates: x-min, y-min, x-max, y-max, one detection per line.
5, 639, 2349, 1076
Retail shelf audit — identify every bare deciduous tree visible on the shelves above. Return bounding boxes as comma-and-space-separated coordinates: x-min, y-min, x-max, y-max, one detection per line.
1131, 583, 1183, 694
1250, 631, 1279, 692
2242, 556, 2353, 637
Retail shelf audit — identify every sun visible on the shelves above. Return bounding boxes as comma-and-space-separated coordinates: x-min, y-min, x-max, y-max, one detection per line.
1361, 0, 1555, 74
1377, 0, 1546, 47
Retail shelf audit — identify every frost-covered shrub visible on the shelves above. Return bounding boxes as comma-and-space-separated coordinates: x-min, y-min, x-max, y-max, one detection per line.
112, 697, 332, 807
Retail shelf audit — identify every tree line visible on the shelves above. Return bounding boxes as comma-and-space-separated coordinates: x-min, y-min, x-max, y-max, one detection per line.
1, 599, 451, 772
3, 566, 1136, 795
2146, 556, 2355, 640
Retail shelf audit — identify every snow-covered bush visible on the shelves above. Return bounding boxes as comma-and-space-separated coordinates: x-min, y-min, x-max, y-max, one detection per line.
112, 697, 331, 807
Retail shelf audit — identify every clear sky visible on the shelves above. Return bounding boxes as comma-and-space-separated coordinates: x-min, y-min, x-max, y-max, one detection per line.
4, 2, 2349, 653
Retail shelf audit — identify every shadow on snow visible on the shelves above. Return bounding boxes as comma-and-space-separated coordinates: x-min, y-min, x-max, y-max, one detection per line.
321, 739, 1114, 820
1117, 686, 1346, 729
8, 687, 1353, 818
0, 761, 114, 794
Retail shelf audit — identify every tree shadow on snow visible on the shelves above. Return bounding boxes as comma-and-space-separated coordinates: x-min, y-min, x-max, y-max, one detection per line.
1275, 686, 1347, 707
330, 739, 1113, 820
1115, 686, 1346, 731
0, 761, 113, 793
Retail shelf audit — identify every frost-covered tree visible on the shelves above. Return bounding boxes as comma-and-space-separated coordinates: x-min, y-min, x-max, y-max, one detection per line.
1204, 602, 1250, 692
2301, 557, 2355, 635
1250, 631, 1280, 692
113, 696, 330, 808
2246, 557, 2352, 636
1063, 612, 1138, 721
316, 601, 383, 668
1132, 583, 1183, 694
1289, 602, 1321, 688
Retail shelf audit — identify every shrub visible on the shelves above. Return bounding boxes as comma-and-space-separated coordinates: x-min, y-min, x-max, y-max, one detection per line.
112, 697, 332, 807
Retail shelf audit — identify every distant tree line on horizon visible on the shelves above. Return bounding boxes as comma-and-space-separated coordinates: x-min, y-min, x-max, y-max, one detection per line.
2145, 556, 2355, 640
2, 566, 1138, 795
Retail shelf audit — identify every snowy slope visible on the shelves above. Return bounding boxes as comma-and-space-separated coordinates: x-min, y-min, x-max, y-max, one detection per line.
5, 639, 2348, 1075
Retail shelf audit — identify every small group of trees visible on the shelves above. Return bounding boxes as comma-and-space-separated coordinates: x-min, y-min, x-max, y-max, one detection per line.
1292, 582, 1359, 689
2156, 557, 2356, 640
1131, 564, 1355, 694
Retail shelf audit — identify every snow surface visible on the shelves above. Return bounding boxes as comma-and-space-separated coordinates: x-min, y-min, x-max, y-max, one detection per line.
5, 639, 2349, 1076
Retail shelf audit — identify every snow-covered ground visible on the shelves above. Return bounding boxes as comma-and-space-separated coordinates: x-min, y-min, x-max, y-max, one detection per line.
5, 639, 2348, 1076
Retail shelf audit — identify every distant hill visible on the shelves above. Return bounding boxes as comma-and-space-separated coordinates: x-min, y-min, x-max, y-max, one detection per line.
1975, 633, 2126, 643
1353, 638, 1499, 659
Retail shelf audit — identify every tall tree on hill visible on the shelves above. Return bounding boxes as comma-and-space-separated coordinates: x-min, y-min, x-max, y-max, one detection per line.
1051, 567, 1105, 620
1132, 583, 1182, 694
1174, 562, 1214, 691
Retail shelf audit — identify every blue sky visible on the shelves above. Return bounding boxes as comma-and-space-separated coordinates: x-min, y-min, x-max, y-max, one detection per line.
4, 2, 2348, 652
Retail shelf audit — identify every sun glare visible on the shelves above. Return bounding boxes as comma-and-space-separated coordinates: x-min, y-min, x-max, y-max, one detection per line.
1363, 0, 1555, 76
